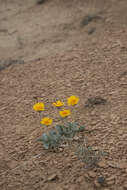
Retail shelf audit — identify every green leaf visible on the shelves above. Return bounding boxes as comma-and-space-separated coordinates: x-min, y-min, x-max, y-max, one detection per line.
43, 143, 49, 149
55, 125, 65, 136
42, 133, 49, 142
78, 125, 86, 132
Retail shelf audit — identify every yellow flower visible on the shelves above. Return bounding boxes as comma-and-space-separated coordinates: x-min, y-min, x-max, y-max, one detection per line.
40, 117, 53, 126
59, 109, 71, 118
33, 102, 45, 111
52, 100, 64, 107
67, 95, 79, 106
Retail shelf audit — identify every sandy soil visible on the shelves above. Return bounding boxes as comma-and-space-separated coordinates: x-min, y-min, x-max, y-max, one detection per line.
0, 0, 127, 190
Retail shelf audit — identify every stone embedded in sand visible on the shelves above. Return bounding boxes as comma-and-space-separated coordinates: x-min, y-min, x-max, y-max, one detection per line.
97, 160, 108, 168
94, 179, 101, 188
117, 161, 127, 169
88, 171, 96, 178
106, 175, 116, 185
47, 174, 58, 181
108, 160, 127, 169
7, 160, 18, 169
85, 96, 107, 107
123, 182, 127, 189
117, 187, 124, 190
97, 176, 106, 186
107, 175, 116, 181
36, 0, 46, 4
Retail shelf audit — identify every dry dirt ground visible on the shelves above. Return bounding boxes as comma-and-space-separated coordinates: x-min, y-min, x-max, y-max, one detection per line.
0, 0, 127, 190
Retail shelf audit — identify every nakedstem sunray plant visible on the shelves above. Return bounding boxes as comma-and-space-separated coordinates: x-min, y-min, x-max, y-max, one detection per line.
40, 117, 53, 126
33, 96, 85, 150
67, 95, 79, 106
33, 102, 45, 111
59, 109, 71, 118
33, 96, 105, 167
52, 100, 64, 108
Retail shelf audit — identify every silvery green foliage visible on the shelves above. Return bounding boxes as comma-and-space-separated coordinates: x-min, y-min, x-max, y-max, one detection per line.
76, 146, 103, 168
56, 122, 85, 139
38, 122, 85, 149
38, 130, 62, 149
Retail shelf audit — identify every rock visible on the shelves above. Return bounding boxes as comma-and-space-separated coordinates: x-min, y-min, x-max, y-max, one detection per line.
56, 187, 63, 190
88, 27, 96, 35
106, 180, 115, 185
107, 175, 116, 181
66, 163, 72, 168
123, 182, 127, 189
106, 175, 116, 185
36, 0, 46, 4
64, 185, 69, 190
117, 161, 127, 169
97, 176, 106, 186
0, 179, 6, 186
90, 121, 98, 126
88, 171, 96, 178
94, 179, 101, 188
47, 174, 58, 181
0, 59, 24, 71
108, 161, 117, 168
92, 146, 99, 151
84, 173, 90, 179
85, 96, 107, 107
7, 160, 18, 169
59, 148, 63, 152
116, 187, 124, 190
69, 184, 77, 190
73, 136, 79, 141
71, 155, 77, 160
108, 160, 127, 169
77, 176, 84, 183
81, 14, 102, 27
97, 160, 108, 168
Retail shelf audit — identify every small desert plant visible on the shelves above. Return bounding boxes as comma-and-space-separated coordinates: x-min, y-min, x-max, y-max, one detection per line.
55, 122, 85, 139
37, 123, 85, 150
32, 95, 106, 168
33, 96, 85, 150
76, 145, 104, 168
38, 130, 62, 149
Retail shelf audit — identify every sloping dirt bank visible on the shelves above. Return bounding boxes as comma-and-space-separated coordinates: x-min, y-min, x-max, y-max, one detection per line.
0, 0, 127, 190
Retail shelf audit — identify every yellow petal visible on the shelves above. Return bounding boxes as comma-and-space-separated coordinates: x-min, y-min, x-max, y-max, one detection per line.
33, 102, 45, 111
40, 117, 53, 126
59, 109, 71, 117
67, 96, 79, 106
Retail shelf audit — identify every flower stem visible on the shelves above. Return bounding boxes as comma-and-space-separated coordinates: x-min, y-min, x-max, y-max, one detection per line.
39, 111, 42, 128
